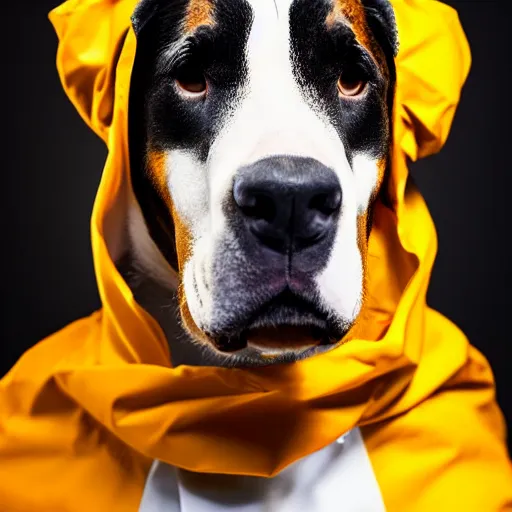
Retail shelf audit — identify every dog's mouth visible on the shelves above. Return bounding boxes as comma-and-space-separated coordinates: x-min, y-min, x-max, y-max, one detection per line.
209, 290, 345, 354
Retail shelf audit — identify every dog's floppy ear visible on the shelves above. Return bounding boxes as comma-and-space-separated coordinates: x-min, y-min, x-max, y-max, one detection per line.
362, 0, 399, 59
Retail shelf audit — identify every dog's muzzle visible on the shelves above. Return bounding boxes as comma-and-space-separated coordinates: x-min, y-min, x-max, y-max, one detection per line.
204, 156, 346, 355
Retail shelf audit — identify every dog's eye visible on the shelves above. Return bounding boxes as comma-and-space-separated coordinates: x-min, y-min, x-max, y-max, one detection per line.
175, 63, 207, 97
337, 73, 367, 98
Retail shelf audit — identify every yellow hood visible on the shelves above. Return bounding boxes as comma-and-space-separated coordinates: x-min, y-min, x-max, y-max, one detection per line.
1, 0, 510, 494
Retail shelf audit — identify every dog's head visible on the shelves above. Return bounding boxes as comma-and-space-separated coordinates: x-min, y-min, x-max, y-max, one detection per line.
129, 0, 398, 364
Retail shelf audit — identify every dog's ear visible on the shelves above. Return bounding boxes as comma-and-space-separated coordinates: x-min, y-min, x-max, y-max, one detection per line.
362, 0, 399, 59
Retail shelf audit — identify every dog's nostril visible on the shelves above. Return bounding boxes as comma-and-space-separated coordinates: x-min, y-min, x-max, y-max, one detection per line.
245, 194, 276, 222
234, 183, 277, 222
309, 190, 342, 216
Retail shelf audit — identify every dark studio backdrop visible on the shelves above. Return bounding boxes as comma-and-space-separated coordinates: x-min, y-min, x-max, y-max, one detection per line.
2, 0, 511, 451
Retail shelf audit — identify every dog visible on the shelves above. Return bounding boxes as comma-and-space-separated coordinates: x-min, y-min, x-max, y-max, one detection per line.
123, 0, 398, 368
3, 1, 512, 509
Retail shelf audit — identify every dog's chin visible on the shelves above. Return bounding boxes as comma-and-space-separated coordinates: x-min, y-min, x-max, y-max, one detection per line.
198, 291, 350, 365
201, 324, 344, 367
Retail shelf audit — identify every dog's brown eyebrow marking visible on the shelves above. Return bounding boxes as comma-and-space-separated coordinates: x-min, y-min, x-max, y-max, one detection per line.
184, 0, 216, 34
326, 0, 387, 75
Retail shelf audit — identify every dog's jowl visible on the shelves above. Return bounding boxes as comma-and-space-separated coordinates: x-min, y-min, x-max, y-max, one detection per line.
129, 0, 398, 365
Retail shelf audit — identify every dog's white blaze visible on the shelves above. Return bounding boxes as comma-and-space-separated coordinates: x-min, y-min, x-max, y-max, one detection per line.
209, 0, 349, 174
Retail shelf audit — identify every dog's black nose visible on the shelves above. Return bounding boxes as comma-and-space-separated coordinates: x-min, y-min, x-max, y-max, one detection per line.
233, 156, 342, 252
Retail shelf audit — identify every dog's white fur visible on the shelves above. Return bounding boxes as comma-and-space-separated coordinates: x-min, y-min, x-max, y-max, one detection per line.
128, 0, 380, 347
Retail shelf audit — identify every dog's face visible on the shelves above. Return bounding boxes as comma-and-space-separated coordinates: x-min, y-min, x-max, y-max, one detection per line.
129, 0, 398, 365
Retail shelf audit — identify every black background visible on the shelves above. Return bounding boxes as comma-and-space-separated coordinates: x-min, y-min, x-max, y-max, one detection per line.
2, 0, 511, 451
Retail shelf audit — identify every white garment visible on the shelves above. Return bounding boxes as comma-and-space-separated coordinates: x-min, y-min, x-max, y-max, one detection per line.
139, 428, 385, 511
